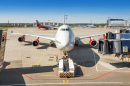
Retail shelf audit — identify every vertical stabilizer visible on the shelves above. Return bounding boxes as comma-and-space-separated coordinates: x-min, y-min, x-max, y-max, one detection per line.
36, 20, 40, 27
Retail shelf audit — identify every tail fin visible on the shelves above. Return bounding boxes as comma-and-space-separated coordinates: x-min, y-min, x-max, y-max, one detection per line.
36, 20, 40, 27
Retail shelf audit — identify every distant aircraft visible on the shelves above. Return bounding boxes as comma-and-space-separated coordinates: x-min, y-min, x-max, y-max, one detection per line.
11, 25, 105, 56
87, 25, 97, 28
80, 25, 97, 28
36, 20, 58, 30
80, 26, 88, 28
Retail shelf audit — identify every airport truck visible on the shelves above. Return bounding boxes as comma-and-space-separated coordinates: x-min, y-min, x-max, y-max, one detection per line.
59, 58, 75, 78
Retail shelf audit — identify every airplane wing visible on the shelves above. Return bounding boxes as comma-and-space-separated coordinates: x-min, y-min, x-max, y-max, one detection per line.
11, 31, 55, 41
75, 33, 105, 40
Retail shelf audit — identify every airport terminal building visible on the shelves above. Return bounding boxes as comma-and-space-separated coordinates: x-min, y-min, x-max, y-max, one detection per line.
107, 19, 130, 28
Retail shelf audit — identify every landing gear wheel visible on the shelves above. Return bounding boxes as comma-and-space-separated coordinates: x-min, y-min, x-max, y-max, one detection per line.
50, 41, 54, 46
49, 43, 54, 46
75, 41, 79, 46
0, 61, 4, 72
63, 51, 68, 58
75, 43, 79, 46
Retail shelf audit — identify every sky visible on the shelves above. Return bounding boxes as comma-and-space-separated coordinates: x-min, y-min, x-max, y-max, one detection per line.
0, 0, 130, 23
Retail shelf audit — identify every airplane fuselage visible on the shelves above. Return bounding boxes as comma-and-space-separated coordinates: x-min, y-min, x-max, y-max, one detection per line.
55, 25, 75, 51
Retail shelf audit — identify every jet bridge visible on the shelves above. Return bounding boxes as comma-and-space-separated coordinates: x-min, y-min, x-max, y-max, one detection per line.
59, 58, 75, 78
0, 29, 7, 72
98, 30, 130, 63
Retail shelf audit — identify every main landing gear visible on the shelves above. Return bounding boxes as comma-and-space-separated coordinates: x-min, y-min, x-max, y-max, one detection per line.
49, 41, 55, 46
75, 40, 79, 46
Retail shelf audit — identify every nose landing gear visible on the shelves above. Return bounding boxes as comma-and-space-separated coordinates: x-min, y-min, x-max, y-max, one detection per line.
75, 40, 79, 46
63, 51, 68, 58
58, 51, 75, 78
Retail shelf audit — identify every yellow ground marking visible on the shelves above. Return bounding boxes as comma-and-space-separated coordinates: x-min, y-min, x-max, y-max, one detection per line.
40, 74, 56, 76
31, 57, 41, 58
76, 75, 91, 76
46, 47, 49, 50
18, 63, 30, 64
37, 53, 45, 65
48, 59, 53, 61
45, 63, 57, 64
84, 75, 91, 76
26, 57, 31, 58
63, 80, 68, 83
29, 47, 49, 59
31, 64, 38, 66
24, 47, 49, 66
57, 56, 61, 58
49, 57, 54, 58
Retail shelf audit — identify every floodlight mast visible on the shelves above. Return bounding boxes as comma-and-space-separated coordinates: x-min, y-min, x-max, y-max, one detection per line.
66, 15, 68, 25
63, 13, 68, 25
63, 13, 65, 25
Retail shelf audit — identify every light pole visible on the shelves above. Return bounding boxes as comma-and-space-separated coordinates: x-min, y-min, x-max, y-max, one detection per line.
64, 13, 65, 25
108, 17, 110, 28
66, 15, 68, 25
8, 20, 9, 26
48, 20, 50, 25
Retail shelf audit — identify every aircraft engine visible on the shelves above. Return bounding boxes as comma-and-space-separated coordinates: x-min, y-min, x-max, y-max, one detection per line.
89, 39, 97, 47
33, 39, 40, 46
2, 35, 6, 42
18, 36, 25, 42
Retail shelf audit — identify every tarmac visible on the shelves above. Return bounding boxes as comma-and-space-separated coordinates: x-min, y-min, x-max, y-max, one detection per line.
0, 27, 130, 86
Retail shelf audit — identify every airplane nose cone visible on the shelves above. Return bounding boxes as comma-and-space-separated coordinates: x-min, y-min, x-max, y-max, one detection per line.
62, 41, 68, 47
56, 40, 69, 50
55, 31, 70, 50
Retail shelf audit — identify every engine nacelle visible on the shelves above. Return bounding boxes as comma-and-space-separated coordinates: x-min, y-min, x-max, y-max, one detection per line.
18, 36, 25, 42
89, 39, 97, 47
2, 35, 6, 42
33, 39, 40, 46
104, 36, 106, 39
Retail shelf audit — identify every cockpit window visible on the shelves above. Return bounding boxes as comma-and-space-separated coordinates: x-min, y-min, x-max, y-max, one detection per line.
60, 28, 69, 31
61, 29, 65, 31
66, 29, 69, 31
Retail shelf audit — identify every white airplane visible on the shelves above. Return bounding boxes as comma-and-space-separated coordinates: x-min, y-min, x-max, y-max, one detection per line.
11, 25, 104, 55
87, 25, 97, 28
